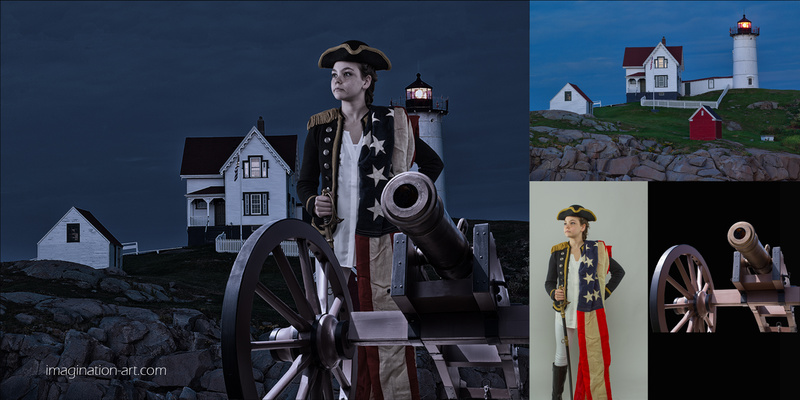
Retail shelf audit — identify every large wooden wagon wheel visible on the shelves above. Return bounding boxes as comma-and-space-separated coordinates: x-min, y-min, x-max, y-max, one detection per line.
221, 219, 356, 399
650, 244, 717, 333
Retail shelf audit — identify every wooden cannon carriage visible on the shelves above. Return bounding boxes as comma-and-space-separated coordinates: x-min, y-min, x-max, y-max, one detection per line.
221, 172, 529, 399
650, 221, 798, 333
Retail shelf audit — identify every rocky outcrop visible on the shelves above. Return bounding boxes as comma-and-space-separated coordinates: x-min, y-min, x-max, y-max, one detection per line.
1, 261, 529, 399
530, 129, 800, 181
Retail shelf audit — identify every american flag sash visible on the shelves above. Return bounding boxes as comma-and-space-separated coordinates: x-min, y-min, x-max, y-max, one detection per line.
574, 240, 612, 400
354, 234, 420, 400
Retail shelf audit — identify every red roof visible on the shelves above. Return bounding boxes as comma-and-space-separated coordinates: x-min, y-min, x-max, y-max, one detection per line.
568, 83, 592, 103
623, 46, 683, 67
74, 208, 123, 247
180, 134, 297, 176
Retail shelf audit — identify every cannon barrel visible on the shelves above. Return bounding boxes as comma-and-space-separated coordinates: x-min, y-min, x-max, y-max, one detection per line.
727, 221, 772, 274
381, 171, 473, 280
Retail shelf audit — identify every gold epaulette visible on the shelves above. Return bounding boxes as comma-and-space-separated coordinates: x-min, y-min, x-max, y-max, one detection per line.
551, 242, 569, 253
307, 108, 339, 130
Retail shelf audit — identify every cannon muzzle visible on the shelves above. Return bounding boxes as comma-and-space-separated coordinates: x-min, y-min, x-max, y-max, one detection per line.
727, 221, 772, 274
381, 171, 473, 280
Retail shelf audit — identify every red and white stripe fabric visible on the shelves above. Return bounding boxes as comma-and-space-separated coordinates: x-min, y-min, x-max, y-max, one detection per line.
574, 240, 612, 400
354, 234, 419, 400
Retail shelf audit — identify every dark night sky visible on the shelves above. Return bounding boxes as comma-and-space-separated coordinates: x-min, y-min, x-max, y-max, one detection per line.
1, 1, 530, 261
530, 1, 800, 110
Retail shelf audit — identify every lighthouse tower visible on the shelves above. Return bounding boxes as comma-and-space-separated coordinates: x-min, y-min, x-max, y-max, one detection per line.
730, 14, 759, 89
404, 73, 449, 205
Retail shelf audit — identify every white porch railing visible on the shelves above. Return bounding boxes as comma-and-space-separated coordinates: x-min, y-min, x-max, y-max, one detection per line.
189, 216, 209, 227
215, 233, 301, 257
122, 242, 139, 255
639, 85, 730, 109
640, 97, 717, 109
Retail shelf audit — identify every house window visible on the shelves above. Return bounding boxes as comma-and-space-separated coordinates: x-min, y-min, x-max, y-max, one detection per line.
195, 200, 207, 210
67, 223, 80, 243
748, 77, 753, 86
655, 56, 667, 69
243, 192, 269, 216
243, 156, 268, 178
655, 75, 668, 88
708, 80, 715, 89
564, 91, 572, 101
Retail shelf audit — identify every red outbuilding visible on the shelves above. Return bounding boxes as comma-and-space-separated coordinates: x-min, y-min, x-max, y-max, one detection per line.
688, 105, 723, 140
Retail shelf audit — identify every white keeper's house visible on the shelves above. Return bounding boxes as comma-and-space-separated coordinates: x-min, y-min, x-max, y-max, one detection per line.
180, 117, 298, 246
623, 37, 684, 103
37, 207, 123, 270
549, 83, 594, 115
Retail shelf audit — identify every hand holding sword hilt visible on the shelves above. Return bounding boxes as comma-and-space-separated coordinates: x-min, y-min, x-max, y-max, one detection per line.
318, 189, 343, 247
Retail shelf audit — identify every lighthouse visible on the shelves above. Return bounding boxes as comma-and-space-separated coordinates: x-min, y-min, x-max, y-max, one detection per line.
730, 14, 759, 89
403, 73, 449, 205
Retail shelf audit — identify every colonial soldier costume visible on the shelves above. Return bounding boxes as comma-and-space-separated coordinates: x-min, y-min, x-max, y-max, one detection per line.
297, 40, 443, 400
544, 205, 625, 400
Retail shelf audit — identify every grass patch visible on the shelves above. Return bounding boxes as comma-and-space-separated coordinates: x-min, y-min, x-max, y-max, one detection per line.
533, 88, 800, 154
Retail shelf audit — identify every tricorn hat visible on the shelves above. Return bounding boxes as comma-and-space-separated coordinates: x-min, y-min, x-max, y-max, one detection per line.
557, 205, 597, 221
318, 40, 392, 70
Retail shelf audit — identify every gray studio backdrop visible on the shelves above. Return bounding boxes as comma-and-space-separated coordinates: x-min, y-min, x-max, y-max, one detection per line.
528, 182, 648, 400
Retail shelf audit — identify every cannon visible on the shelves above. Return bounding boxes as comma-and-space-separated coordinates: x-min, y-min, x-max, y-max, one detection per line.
222, 171, 529, 399
650, 221, 798, 333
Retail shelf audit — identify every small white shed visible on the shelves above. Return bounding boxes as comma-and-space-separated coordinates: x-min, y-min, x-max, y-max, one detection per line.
549, 83, 593, 115
37, 207, 123, 269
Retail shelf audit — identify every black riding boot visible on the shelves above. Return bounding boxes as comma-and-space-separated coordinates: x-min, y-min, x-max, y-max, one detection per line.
552, 363, 568, 400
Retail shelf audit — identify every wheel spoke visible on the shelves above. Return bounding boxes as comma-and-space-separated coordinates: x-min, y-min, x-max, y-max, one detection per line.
319, 369, 333, 400
297, 239, 322, 315
296, 364, 319, 399
664, 302, 689, 309
671, 310, 693, 333
665, 275, 693, 299
273, 246, 316, 321
255, 282, 311, 332
674, 258, 695, 293
685, 256, 698, 291
329, 297, 343, 317
264, 353, 312, 400
250, 338, 309, 351
332, 363, 351, 393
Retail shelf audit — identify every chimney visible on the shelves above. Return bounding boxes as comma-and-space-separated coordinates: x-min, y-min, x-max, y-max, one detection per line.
257, 116, 265, 135
661, 36, 666, 45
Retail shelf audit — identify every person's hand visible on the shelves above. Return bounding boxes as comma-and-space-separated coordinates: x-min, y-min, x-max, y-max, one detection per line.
554, 288, 565, 302
315, 195, 333, 218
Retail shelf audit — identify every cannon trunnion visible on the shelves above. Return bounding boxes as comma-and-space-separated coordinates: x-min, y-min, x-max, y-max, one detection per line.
650, 221, 798, 333
222, 172, 528, 399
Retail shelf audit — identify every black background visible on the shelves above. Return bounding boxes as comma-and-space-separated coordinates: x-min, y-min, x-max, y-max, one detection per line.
648, 182, 799, 399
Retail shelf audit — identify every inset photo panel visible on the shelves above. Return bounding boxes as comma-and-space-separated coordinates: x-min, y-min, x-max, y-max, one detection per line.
529, 181, 648, 400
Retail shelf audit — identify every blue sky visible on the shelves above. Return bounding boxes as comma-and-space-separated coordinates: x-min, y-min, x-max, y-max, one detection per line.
1, 1, 529, 261
530, 1, 800, 110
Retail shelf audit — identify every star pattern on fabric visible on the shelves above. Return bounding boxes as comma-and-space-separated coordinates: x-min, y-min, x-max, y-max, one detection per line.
370, 137, 385, 155
580, 254, 594, 268
583, 290, 595, 303
583, 272, 595, 285
367, 165, 387, 187
386, 109, 394, 119
372, 112, 380, 125
366, 198, 383, 221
